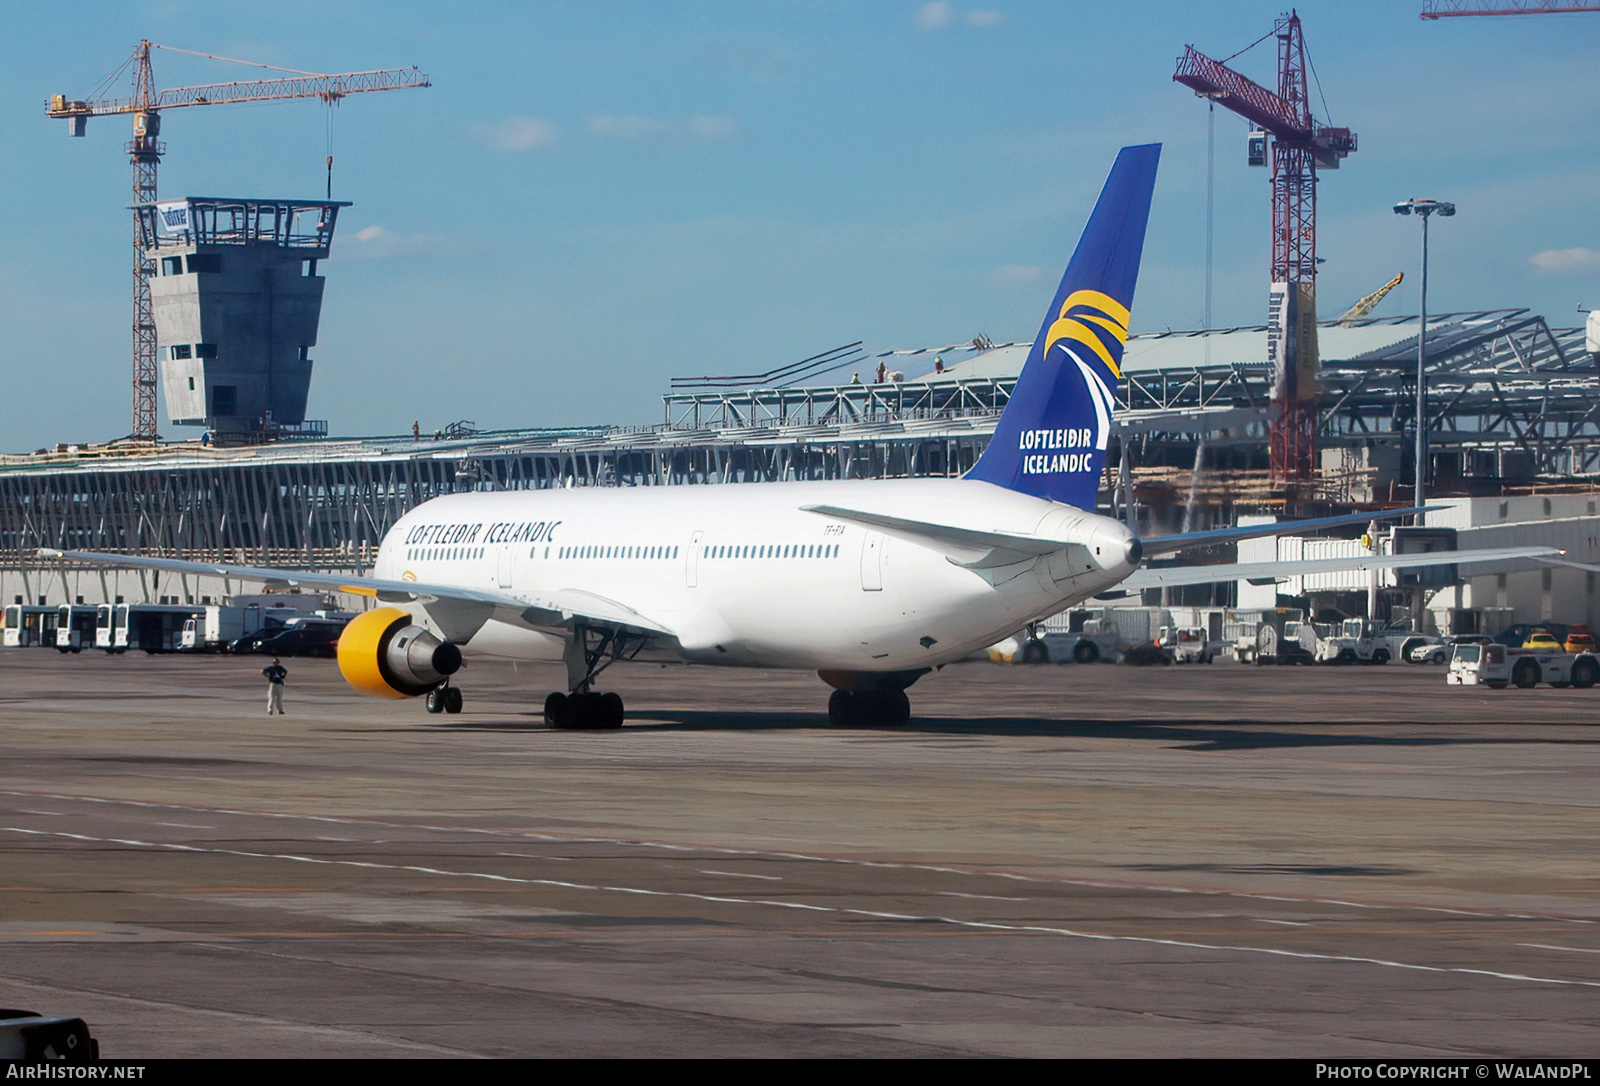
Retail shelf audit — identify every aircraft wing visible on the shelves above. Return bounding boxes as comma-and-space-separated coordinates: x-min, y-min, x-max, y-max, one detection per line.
1119, 545, 1561, 591
35, 548, 676, 640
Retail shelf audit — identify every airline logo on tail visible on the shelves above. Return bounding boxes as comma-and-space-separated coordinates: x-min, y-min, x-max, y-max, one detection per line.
1043, 290, 1130, 379
966, 143, 1159, 508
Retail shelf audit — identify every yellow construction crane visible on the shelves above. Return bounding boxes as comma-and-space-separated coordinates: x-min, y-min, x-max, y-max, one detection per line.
47, 41, 430, 440
1338, 273, 1404, 324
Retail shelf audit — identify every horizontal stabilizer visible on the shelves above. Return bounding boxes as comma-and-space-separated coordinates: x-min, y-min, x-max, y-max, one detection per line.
800, 504, 1078, 569
1140, 506, 1440, 556
1122, 545, 1559, 591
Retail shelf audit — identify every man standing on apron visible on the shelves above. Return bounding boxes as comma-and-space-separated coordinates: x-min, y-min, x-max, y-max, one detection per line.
262, 658, 288, 715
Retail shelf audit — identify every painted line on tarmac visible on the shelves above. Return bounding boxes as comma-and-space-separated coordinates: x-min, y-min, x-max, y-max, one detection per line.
1518, 943, 1600, 955
4, 787, 1595, 928
8, 825, 1600, 992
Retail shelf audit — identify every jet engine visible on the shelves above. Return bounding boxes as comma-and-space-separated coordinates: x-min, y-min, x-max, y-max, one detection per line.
336, 607, 462, 699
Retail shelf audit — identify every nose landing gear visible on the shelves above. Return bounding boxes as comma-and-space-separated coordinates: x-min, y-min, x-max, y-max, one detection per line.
425, 683, 463, 714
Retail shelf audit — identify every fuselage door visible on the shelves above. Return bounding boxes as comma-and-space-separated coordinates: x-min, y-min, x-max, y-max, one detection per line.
687, 530, 703, 588
860, 531, 884, 592
497, 545, 514, 589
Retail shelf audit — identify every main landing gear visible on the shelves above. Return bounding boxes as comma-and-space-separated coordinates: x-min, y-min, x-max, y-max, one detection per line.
544, 690, 623, 730
827, 687, 911, 727
543, 626, 639, 730
425, 683, 463, 714
819, 669, 926, 727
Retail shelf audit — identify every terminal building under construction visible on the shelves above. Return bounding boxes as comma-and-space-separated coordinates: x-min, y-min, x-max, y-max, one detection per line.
6, 305, 1600, 636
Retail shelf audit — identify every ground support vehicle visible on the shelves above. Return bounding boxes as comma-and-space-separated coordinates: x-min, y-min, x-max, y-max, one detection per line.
1245, 610, 1316, 665
1316, 619, 1438, 665
53, 604, 98, 652
102, 603, 206, 653
1005, 608, 1155, 664
1159, 625, 1214, 663
1227, 608, 1312, 664
1448, 643, 1600, 689
181, 601, 322, 652
2, 605, 59, 648
1411, 634, 1489, 665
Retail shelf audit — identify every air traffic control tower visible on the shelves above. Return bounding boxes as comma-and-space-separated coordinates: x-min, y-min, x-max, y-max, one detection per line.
134, 197, 350, 440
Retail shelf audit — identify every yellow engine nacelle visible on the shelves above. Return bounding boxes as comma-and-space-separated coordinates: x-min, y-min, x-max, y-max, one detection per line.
337, 607, 463, 699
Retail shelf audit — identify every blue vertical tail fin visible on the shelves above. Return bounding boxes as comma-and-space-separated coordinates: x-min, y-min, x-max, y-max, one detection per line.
966, 143, 1160, 507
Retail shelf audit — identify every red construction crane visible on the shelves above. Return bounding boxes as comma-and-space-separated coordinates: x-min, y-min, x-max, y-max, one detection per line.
1175, 12, 1355, 485
47, 42, 430, 441
1421, 1, 1600, 16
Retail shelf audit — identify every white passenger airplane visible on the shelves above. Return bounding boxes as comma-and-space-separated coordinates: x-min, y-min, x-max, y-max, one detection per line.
45, 145, 1554, 727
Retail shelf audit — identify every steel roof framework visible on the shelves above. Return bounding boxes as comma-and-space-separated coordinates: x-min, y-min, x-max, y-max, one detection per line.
3, 311, 1596, 573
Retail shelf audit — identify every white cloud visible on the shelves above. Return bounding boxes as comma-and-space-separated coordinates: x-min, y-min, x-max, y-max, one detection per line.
344, 224, 471, 261
482, 117, 558, 152
917, 4, 1002, 30
916, 2, 954, 30
990, 264, 1046, 288
589, 114, 664, 140
1529, 247, 1600, 275
589, 114, 741, 144
688, 115, 739, 141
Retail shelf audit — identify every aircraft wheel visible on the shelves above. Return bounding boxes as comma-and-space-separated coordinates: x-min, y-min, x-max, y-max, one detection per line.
887, 689, 911, 726
444, 687, 464, 714
600, 692, 624, 729
827, 688, 857, 727
1020, 640, 1048, 665
544, 691, 570, 728
425, 687, 446, 714
564, 691, 605, 729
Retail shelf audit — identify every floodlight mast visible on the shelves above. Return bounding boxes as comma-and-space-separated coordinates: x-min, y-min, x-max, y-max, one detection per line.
1393, 198, 1455, 520
47, 41, 430, 441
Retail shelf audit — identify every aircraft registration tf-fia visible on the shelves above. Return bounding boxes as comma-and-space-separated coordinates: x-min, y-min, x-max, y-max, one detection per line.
45, 145, 1555, 727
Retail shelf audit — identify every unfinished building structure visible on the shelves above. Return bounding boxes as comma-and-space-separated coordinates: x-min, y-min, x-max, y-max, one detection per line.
136, 196, 347, 440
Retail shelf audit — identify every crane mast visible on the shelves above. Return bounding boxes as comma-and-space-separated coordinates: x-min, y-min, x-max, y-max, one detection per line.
47, 42, 429, 441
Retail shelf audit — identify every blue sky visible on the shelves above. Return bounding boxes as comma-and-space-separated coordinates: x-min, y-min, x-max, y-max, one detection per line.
3, 1, 1598, 449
